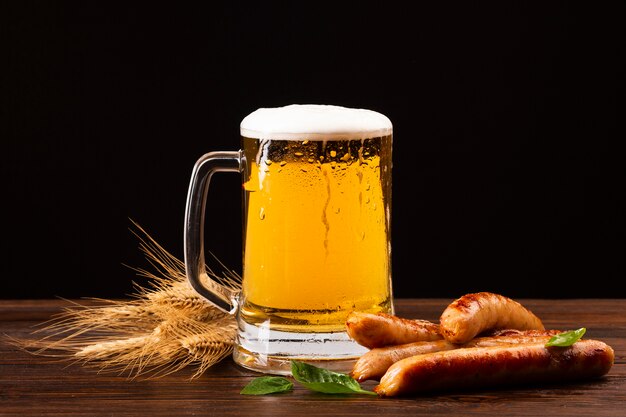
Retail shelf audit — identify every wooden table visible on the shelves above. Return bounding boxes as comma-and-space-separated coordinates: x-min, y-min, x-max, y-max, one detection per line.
1, 299, 624, 416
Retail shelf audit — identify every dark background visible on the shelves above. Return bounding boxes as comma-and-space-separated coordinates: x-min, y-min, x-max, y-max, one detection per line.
3, 2, 624, 299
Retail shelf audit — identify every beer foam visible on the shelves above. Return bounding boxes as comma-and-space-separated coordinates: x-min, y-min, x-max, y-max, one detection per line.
240, 104, 392, 140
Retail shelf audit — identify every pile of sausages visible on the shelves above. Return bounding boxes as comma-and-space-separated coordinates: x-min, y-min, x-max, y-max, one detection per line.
345, 292, 614, 397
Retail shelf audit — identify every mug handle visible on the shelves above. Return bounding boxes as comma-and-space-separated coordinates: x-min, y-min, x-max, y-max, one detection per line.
184, 150, 243, 314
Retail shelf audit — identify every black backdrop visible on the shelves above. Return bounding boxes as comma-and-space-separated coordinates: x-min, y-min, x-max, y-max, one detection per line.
3, 2, 624, 299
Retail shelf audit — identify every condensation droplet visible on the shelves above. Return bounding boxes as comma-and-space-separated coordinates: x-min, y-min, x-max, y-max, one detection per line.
301, 167, 308, 172
265, 160, 272, 165
280, 161, 287, 166
331, 161, 337, 169
341, 153, 351, 162
319, 155, 325, 161
294, 152, 304, 157
334, 207, 341, 214
302, 140, 310, 145
259, 207, 265, 220
330, 150, 337, 158
365, 197, 370, 204
307, 158, 314, 163
365, 182, 370, 191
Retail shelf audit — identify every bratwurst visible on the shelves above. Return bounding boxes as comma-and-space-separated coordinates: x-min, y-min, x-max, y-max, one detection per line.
352, 330, 562, 382
345, 311, 442, 349
439, 292, 545, 344
374, 339, 614, 397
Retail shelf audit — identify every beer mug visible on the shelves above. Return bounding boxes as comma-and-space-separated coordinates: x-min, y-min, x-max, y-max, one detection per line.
184, 104, 393, 374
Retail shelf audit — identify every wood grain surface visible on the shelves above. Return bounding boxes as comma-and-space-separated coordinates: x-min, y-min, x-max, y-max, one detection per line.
1, 298, 624, 416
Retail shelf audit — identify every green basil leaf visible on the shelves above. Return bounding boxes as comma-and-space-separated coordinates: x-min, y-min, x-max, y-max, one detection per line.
291, 361, 377, 396
545, 328, 587, 347
240, 376, 293, 395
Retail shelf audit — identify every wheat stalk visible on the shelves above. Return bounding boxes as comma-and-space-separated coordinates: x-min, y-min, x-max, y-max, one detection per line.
9, 221, 241, 380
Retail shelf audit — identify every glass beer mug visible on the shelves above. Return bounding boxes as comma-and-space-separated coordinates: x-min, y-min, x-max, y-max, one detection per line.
184, 104, 393, 374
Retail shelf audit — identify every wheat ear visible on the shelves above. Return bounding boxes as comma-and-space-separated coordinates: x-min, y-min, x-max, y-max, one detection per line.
8, 221, 241, 380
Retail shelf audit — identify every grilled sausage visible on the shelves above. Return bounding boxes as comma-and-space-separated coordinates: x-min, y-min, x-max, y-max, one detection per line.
439, 292, 545, 344
352, 331, 562, 382
374, 339, 614, 397
352, 339, 458, 382
346, 311, 442, 349
352, 330, 562, 382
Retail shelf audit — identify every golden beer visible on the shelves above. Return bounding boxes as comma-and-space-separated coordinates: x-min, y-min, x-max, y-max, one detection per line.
240, 135, 393, 332
185, 104, 393, 373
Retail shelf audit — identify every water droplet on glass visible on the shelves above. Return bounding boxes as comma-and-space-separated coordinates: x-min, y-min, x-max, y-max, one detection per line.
307, 158, 314, 163
330, 150, 337, 158
280, 161, 287, 166
259, 207, 265, 220
294, 152, 304, 157
334, 207, 341, 214
265, 160, 272, 165
341, 153, 351, 162
302, 140, 310, 145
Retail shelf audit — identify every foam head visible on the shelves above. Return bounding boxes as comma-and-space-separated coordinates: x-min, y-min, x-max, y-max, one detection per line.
240, 104, 392, 140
